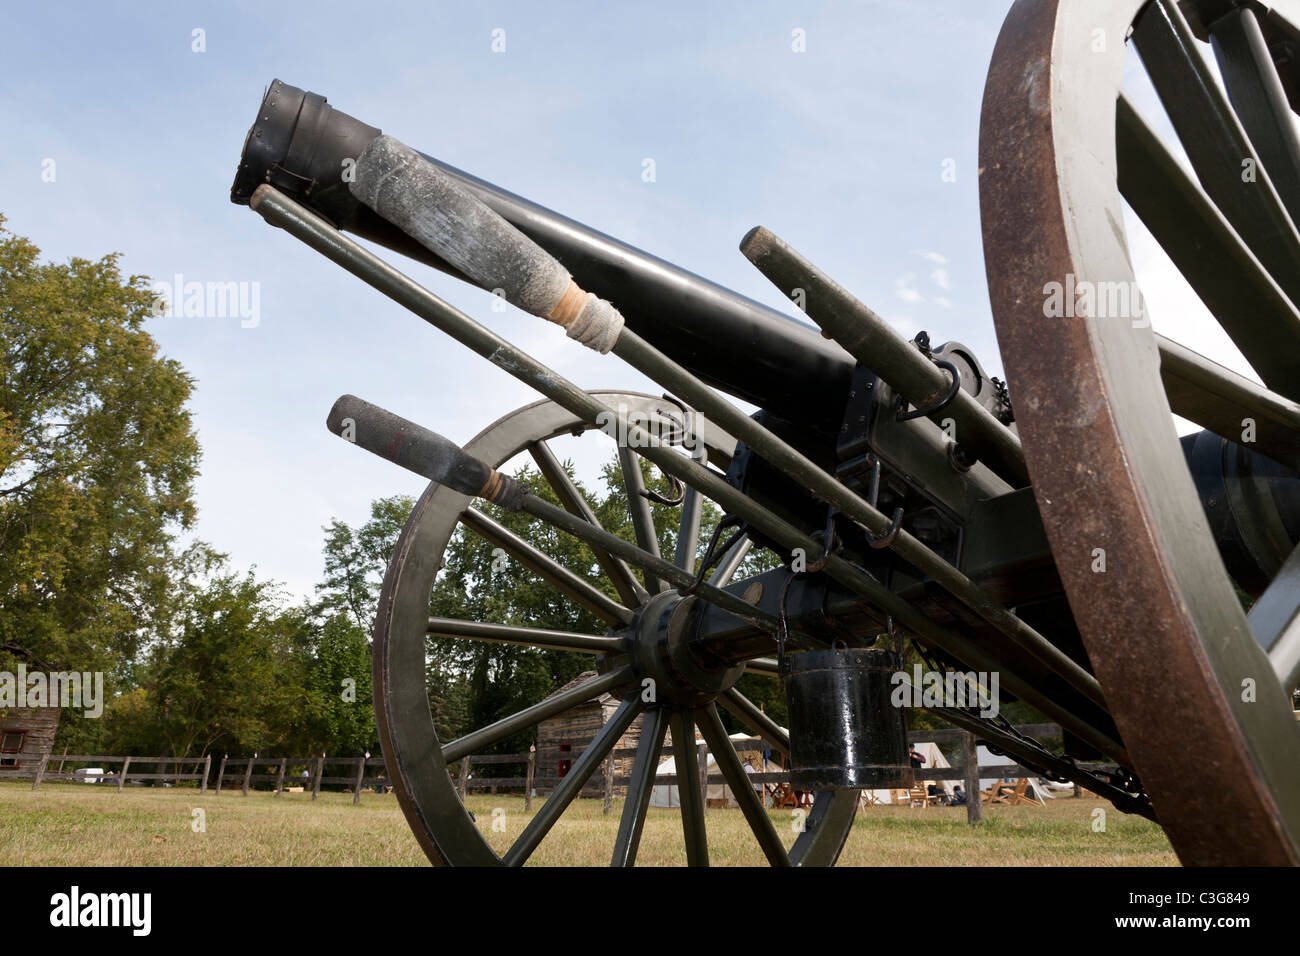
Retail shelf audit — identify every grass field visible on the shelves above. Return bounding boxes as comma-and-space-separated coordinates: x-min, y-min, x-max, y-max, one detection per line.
0, 781, 1176, 866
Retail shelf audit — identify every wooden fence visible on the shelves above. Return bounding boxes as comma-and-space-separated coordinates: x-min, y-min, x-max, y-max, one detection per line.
450, 724, 1094, 825
0, 753, 391, 803
0, 724, 1094, 822
0, 754, 212, 793
212, 755, 390, 804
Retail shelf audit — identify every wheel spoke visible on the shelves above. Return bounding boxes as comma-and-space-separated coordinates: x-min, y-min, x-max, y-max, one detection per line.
1209, 6, 1300, 229
1253, 542, 1300, 690
504, 696, 643, 866
441, 666, 632, 764
675, 485, 703, 573
719, 686, 791, 759
619, 446, 665, 593
461, 506, 633, 626
742, 657, 780, 678
709, 534, 752, 587
611, 705, 668, 867
696, 703, 790, 866
530, 439, 649, 607
1132, 0, 1300, 306
1157, 335, 1300, 470
426, 618, 627, 655
1116, 94, 1300, 400
520, 494, 801, 640
668, 709, 708, 867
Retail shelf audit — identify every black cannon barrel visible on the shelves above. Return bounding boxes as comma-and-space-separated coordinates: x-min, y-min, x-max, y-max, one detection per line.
231, 79, 855, 430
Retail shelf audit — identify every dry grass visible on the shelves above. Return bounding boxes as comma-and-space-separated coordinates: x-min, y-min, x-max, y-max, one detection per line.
0, 781, 1176, 866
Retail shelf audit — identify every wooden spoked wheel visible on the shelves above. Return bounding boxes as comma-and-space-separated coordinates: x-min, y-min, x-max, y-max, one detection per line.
981, 0, 1300, 863
371, 391, 860, 866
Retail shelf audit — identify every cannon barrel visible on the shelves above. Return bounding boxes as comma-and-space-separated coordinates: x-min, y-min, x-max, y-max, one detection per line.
231, 79, 854, 431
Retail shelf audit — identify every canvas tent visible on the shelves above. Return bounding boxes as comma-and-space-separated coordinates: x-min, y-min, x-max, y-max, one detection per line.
976, 744, 1050, 803
649, 732, 770, 808
863, 740, 962, 804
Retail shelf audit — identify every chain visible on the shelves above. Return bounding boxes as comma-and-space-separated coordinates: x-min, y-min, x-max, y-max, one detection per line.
907, 638, 1153, 817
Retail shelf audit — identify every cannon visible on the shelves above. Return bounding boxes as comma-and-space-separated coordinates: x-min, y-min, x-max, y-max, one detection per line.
231, 0, 1300, 865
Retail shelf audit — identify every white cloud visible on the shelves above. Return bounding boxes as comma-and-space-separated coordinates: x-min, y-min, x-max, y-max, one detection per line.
933, 295, 953, 309
913, 249, 948, 264
930, 267, 950, 290
895, 272, 924, 303
890, 316, 920, 339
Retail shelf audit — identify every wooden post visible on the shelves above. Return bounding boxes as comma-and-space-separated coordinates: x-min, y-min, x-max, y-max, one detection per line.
962, 731, 982, 826
56, 745, 68, 775
32, 753, 49, 791
200, 754, 211, 795
117, 756, 131, 793
525, 746, 535, 812
353, 756, 366, 805
311, 754, 325, 801
458, 756, 470, 800
215, 755, 228, 795
698, 741, 709, 807
241, 757, 254, 796
275, 758, 286, 796
602, 753, 615, 815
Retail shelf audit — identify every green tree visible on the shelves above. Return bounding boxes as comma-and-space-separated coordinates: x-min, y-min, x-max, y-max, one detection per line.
148, 564, 310, 758
305, 613, 376, 754
317, 495, 412, 630
0, 216, 199, 682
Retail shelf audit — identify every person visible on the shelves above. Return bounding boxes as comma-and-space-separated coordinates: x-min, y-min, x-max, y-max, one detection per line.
951, 785, 966, 806
908, 743, 926, 770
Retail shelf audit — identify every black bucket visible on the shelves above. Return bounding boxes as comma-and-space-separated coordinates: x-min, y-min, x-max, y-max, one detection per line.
784, 646, 912, 790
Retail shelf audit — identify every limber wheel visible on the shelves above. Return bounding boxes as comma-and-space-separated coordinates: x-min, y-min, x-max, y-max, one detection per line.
372, 390, 860, 866
982, 0, 1300, 863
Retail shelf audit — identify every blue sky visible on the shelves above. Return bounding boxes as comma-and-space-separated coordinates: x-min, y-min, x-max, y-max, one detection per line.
0, 0, 1237, 601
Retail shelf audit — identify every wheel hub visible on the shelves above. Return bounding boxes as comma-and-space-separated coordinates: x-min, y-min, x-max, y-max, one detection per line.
627, 590, 746, 708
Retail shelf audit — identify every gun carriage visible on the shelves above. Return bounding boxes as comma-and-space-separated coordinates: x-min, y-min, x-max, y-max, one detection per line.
230, 0, 1300, 865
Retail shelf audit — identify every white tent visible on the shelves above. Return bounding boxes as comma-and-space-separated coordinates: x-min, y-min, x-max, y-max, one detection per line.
649, 732, 768, 809
976, 744, 1050, 803
863, 740, 961, 805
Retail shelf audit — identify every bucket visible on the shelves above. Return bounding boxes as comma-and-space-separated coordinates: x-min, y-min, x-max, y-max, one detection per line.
784, 646, 912, 790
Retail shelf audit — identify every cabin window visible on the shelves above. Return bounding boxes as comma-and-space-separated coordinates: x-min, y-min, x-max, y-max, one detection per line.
0, 730, 24, 767
558, 742, 572, 777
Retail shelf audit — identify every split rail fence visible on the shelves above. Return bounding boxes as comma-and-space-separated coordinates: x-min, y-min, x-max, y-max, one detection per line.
449, 723, 1101, 825
0, 724, 1100, 821
0, 754, 391, 804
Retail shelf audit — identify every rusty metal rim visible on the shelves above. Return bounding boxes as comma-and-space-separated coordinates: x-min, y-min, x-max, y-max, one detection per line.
371, 390, 860, 866
980, 0, 1300, 864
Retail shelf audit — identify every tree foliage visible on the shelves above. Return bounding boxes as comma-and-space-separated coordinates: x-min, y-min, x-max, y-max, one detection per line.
0, 216, 199, 679
148, 558, 311, 758
304, 613, 375, 756
317, 496, 411, 632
